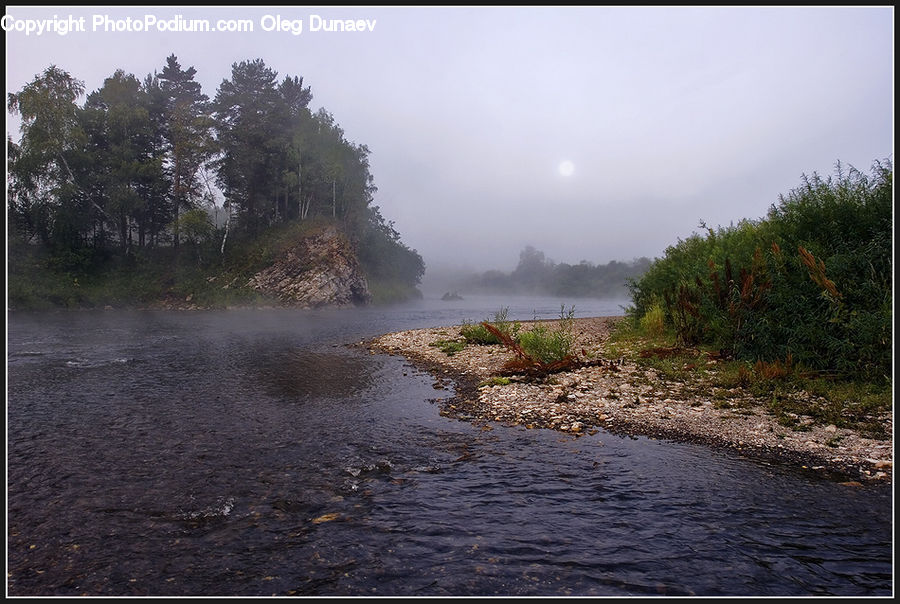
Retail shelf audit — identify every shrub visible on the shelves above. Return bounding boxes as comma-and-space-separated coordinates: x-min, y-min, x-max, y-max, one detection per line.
460, 307, 520, 344
638, 300, 666, 336
625, 159, 892, 381
518, 325, 574, 365
460, 320, 500, 345
517, 305, 576, 365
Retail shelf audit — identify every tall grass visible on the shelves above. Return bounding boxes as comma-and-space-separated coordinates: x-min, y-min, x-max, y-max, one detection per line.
460, 307, 520, 344
517, 305, 576, 364
627, 160, 892, 382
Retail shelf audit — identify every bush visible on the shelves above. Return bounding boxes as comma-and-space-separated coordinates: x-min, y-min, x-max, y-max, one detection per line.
625, 159, 892, 382
518, 325, 574, 364
638, 300, 666, 336
460, 307, 520, 344
517, 305, 576, 364
460, 320, 501, 345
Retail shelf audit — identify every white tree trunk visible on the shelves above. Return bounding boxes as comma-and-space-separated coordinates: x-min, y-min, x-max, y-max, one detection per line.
297, 149, 306, 220
220, 204, 231, 256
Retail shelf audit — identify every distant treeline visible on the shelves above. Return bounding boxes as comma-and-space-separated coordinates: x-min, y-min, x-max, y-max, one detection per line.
628, 160, 892, 382
7, 56, 424, 295
454, 246, 652, 298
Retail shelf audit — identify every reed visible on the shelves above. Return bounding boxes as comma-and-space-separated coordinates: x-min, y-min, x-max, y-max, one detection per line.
625, 160, 891, 382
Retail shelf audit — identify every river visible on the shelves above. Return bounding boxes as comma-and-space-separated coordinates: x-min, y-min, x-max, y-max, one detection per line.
6, 296, 893, 596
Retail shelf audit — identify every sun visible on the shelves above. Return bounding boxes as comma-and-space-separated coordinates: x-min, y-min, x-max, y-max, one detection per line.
558, 160, 575, 177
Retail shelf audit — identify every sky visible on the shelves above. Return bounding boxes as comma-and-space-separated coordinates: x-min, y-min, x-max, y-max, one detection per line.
4, 5, 894, 273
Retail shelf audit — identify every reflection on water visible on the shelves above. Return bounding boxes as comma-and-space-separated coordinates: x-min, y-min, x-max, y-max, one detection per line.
6, 298, 893, 596
246, 345, 375, 400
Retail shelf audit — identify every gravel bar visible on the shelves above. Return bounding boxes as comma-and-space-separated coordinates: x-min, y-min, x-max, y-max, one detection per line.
366, 317, 892, 484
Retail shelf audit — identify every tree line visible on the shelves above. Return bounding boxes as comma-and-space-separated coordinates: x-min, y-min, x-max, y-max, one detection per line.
456, 246, 652, 298
7, 56, 424, 290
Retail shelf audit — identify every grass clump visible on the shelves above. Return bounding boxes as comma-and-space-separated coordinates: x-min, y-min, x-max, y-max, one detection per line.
479, 376, 512, 387
608, 312, 892, 438
460, 307, 520, 345
459, 320, 500, 345
518, 325, 573, 364
430, 339, 466, 356
638, 300, 666, 336
518, 305, 576, 365
761, 378, 891, 438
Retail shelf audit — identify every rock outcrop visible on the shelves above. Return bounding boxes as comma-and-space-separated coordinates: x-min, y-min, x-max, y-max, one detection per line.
246, 226, 371, 308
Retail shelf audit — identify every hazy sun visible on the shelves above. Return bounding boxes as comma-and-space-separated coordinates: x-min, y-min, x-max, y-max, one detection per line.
558, 160, 575, 177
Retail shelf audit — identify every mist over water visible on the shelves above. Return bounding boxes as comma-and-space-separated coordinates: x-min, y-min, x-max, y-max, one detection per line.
6, 8, 892, 594
6, 300, 892, 596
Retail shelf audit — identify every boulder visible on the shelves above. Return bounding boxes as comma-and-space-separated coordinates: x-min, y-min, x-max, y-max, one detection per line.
247, 226, 372, 308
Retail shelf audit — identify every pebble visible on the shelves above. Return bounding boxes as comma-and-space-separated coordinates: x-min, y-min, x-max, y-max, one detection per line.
368, 318, 892, 483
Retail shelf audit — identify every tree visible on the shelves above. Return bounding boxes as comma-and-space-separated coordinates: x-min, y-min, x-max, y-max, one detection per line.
175, 207, 214, 263
156, 55, 214, 247
213, 58, 283, 235
358, 205, 425, 288
512, 246, 553, 293
273, 74, 313, 222
7, 65, 88, 247
81, 69, 166, 252
9, 57, 425, 306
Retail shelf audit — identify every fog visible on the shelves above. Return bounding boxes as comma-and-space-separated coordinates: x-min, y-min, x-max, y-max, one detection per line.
5, 6, 893, 274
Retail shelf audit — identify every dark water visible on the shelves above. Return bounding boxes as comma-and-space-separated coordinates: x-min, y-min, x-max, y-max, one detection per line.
6, 296, 893, 596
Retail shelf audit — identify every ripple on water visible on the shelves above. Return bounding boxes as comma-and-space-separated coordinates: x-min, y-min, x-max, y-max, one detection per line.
6, 307, 893, 597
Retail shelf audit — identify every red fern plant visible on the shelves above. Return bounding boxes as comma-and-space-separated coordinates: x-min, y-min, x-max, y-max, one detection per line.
754, 353, 794, 380
480, 322, 579, 375
798, 246, 842, 301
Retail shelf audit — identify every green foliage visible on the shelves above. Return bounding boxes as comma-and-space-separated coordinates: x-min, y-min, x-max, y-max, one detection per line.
10, 244, 195, 309
366, 279, 423, 306
490, 306, 520, 341
176, 208, 214, 245
459, 320, 500, 345
357, 205, 425, 295
518, 325, 573, 365
7, 65, 88, 247
638, 300, 666, 336
517, 305, 576, 364
479, 377, 512, 387
430, 339, 466, 356
609, 313, 891, 437
8, 57, 423, 308
460, 307, 520, 345
174, 207, 215, 264
627, 160, 892, 382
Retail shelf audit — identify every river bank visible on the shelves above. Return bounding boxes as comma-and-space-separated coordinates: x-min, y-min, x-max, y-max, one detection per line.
368, 316, 892, 483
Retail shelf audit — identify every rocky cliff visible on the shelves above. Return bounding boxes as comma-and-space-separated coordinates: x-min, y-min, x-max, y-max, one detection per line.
246, 226, 372, 308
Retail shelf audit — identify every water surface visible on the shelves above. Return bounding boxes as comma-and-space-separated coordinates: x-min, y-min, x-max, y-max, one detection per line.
7, 296, 893, 596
